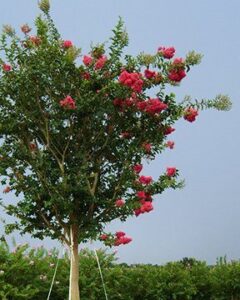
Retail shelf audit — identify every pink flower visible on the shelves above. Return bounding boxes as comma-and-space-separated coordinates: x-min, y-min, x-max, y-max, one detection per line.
21, 24, 31, 34
113, 98, 123, 107
158, 46, 175, 59
139, 176, 153, 185
166, 141, 175, 149
144, 69, 156, 79
100, 234, 108, 241
166, 167, 176, 177
82, 72, 90, 80
164, 126, 175, 135
114, 239, 122, 246
142, 143, 152, 153
3, 186, 11, 193
172, 58, 184, 66
184, 107, 198, 122
135, 201, 153, 216
29, 143, 37, 151
59, 95, 76, 110
125, 98, 135, 107
83, 55, 93, 66
121, 236, 132, 244
118, 70, 128, 82
115, 231, 126, 239
134, 208, 141, 217
115, 199, 125, 207
168, 58, 186, 82
62, 40, 73, 49
120, 132, 131, 139
145, 98, 168, 115
114, 235, 132, 246
2, 63, 12, 72
132, 79, 144, 93
136, 191, 147, 200
29, 36, 41, 46
119, 71, 143, 93
136, 101, 147, 111
168, 69, 186, 82
141, 201, 153, 213
95, 55, 107, 69
133, 164, 143, 174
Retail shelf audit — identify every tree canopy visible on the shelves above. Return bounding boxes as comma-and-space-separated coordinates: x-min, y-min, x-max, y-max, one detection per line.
0, 0, 231, 248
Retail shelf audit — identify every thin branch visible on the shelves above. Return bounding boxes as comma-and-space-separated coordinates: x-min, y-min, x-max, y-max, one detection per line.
35, 93, 64, 174
95, 160, 131, 222
39, 211, 70, 246
53, 204, 69, 233
62, 117, 74, 165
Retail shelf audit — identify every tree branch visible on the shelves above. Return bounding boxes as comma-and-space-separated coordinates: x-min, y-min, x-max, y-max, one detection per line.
39, 210, 70, 246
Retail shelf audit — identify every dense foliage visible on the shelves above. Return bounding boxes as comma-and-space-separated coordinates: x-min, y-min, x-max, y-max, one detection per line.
0, 242, 240, 300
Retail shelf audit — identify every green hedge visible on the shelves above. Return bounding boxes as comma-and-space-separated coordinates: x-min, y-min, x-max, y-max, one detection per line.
0, 241, 240, 299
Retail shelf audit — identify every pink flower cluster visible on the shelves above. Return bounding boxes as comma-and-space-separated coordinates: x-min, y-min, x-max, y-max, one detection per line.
133, 164, 153, 185
29, 36, 41, 46
136, 191, 152, 201
166, 141, 175, 149
95, 55, 107, 70
100, 232, 132, 246
142, 143, 152, 153
62, 40, 73, 49
133, 164, 143, 174
3, 186, 11, 193
134, 191, 153, 216
158, 46, 176, 59
132, 164, 154, 216
113, 95, 167, 116
164, 126, 175, 135
132, 165, 177, 216
21, 24, 31, 34
113, 93, 139, 110
168, 69, 186, 82
100, 234, 108, 241
82, 54, 107, 70
135, 200, 153, 216
166, 167, 176, 177
144, 69, 157, 79
29, 143, 37, 151
114, 232, 132, 246
2, 63, 12, 72
119, 70, 143, 93
115, 199, 125, 207
184, 107, 198, 122
59, 95, 76, 110
137, 98, 168, 115
120, 132, 131, 139
83, 55, 93, 66
139, 175, 152, 185
168, 58, 186, 82
82, 72, 91, 80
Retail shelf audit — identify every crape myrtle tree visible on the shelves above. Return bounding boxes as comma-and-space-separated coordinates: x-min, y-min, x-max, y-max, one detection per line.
0, 0, 231, 299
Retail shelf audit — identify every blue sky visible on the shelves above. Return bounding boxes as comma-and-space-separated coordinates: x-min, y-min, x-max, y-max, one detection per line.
0, 0, 240, 264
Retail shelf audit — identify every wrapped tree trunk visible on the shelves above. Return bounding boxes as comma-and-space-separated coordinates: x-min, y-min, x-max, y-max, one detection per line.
69, 225, 80, 300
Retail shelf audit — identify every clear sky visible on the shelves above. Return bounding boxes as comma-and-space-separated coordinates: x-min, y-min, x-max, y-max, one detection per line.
0, 0, 239, 265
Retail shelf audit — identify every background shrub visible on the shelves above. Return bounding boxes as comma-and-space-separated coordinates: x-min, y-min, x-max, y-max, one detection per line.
0, 241, 240, 299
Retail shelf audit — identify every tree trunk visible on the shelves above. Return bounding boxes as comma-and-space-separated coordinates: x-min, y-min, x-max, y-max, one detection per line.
69, 225, 80, 300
